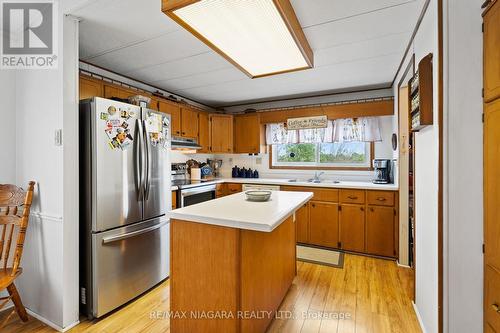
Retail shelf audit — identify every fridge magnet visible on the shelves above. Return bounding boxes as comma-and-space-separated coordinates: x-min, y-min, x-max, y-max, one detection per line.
107, 106, 117, 116
107, 119, 121, 128
104, 120, 134, 151
100, 112, 109, 120
120, 110, 130, 119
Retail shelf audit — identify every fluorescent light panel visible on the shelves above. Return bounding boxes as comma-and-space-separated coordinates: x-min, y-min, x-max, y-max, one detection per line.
172, 0, 311, 77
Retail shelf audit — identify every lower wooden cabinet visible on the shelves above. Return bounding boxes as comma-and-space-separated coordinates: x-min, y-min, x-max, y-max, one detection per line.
171, 191, 177, 210
216, 183, 226, 198
366, 205, 396, 257
227, 183, 242, 195
216, 183, 242, 197
295, 203, 309, 244
339, 204, 365, 252
309, 201, 339, 248
288, 188, 398, 259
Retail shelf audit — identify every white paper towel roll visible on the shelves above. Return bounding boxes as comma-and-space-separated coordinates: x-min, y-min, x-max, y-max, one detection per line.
191, 168, 201, 180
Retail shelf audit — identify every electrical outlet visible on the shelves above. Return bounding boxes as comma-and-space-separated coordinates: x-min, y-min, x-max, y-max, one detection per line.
54, 129, 63, 146
256, 157, 262, 165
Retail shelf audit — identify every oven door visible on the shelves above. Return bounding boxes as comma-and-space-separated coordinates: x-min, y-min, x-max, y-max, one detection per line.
180, 184, 216, 207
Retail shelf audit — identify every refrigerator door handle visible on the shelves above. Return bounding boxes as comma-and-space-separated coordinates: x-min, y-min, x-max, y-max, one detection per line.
143, 120, 152, 200
102, 220, 168, 244
134, 119, 144, 201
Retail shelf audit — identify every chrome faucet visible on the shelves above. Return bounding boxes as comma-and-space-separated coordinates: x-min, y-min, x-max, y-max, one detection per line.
310, 171, 324, 183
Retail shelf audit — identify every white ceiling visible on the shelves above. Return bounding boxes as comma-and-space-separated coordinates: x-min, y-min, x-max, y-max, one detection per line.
71, 0, 425, 107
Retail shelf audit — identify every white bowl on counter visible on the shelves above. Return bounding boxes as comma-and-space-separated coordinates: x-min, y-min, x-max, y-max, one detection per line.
245, 190, 272, 202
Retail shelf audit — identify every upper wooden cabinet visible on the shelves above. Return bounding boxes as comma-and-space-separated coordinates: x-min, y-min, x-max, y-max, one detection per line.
234, 113, 262, 154
79, 76, 103, 100
485, 99, 500, 272
159, 101, 181, 136
210, 114, 233, 153
103, 84, 138, 100
149, 98, 159, 111
198, 112, 210, 153
180, 107, 199, 139
484, 2, 500, 102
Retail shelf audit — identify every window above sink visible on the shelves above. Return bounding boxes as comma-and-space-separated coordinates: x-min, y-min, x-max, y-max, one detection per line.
270, 142, 373, 170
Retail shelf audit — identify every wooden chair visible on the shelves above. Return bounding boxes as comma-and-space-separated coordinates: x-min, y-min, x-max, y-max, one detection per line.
0, 181, 35, 328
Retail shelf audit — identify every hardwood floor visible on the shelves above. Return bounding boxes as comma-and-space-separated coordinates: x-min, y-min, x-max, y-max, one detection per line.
0, 254, 421, 333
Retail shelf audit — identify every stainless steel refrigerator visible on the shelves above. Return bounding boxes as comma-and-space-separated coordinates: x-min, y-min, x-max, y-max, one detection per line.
79, 97, 171, 319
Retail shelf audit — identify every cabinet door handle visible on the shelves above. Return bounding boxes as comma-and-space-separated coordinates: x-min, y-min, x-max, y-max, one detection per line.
348, 196, 358, 200
370, 207, 374, 212
377, 197, 387, 201
311, 203, 315, 208
360, 207, 364, 211
492, 303, 500, 313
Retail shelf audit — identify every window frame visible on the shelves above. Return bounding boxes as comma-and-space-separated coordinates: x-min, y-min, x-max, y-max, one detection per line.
269, 142, 375, 171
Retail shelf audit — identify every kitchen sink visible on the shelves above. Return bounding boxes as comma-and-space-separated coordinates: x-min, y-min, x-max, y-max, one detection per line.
287, 179, 340, 184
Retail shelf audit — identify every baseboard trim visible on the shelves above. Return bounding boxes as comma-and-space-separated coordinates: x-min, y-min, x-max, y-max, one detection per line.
397, 261, 411, 268
26, 309, 79, 332
412, 302, 427, 333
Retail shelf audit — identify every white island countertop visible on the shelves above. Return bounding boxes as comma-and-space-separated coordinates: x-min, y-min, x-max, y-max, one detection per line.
167, 190, 313, 232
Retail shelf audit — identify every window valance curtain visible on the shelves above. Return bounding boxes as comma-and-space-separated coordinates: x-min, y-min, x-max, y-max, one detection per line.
265, 117, 381, 144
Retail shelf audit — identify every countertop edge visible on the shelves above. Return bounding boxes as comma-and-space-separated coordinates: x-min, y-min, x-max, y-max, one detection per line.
168, 192, 313, 232
171, 178, 398, 191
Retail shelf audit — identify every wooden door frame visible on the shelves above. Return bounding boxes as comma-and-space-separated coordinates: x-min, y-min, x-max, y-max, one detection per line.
391, 0, 444, 330
397, 54, 415, 298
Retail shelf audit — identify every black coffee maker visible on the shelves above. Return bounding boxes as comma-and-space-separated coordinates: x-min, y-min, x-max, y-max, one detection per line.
372, 159, 392, 184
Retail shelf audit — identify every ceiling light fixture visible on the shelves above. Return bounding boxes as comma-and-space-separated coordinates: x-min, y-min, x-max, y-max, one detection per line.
162, 0, 314, 78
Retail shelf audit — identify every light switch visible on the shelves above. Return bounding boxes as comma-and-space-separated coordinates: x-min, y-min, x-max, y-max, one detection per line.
256, 157, 262, 165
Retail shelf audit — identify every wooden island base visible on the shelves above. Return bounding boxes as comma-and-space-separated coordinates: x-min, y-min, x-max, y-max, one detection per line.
170, 216, 296, 333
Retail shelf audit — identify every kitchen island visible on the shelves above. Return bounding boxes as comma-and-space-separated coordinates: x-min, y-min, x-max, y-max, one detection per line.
167, 190, 313, 333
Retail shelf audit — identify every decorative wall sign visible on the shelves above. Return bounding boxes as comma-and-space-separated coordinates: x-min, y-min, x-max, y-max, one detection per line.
287, 115, 328, 130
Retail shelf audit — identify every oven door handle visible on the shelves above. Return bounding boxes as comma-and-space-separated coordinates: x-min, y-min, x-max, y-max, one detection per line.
181, 185, 216, 197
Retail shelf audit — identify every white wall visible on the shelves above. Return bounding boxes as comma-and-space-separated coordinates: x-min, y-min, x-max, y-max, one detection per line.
443, 0, 483, 332
10, 5, 80, 331
392, 1, 440, 332
0, 70, 17, 183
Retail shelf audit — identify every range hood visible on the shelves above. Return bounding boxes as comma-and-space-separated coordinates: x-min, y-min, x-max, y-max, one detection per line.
171, 136, 202, 150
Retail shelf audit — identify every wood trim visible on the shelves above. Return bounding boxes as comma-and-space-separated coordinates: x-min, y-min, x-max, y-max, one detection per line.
221, 87, 392, 108
79, 61, 212, 109
162, 0, 200, 12
391, 0, 432, 87
482, 0, 497, 16
164, 11, 254, 78
273, 0, 313, 67
162, 0, 313, 78
268, 143, 375, 171
259, 100, 394, 124
437, 0, 444, 331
